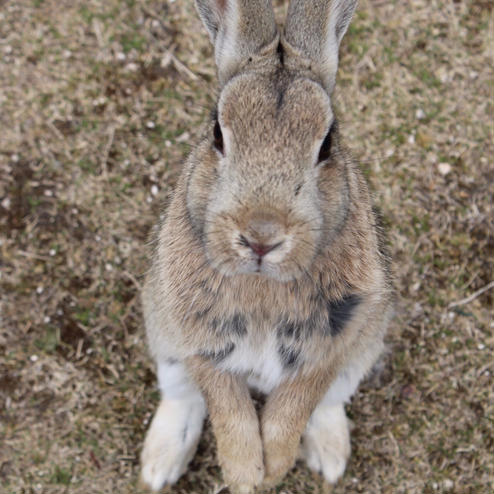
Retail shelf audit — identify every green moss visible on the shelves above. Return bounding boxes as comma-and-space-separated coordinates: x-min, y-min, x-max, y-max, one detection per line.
362, 72, 383, 90
34, 326, 59, 353
415, 67, 441, 89
412, 213, 431, 234
27, 196, 41, 208
78, 6, 94, 24
51, 466, 72, 485
77, 158, 98, 174
74, 309, 92, 325
119, 33, 147, 53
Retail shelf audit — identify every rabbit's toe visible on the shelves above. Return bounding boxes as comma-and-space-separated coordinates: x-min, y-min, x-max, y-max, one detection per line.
140, 398, 205, 491
300, 403, 350, 484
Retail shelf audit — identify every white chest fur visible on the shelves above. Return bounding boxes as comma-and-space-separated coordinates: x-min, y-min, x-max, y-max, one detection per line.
216, 331, 287, 394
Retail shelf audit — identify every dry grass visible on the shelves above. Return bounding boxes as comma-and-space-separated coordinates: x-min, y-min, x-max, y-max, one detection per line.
0, 1, 492, 493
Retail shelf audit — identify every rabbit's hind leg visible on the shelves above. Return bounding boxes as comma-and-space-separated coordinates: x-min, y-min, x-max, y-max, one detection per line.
300, 402, 350, 484
140, 360, 206, 491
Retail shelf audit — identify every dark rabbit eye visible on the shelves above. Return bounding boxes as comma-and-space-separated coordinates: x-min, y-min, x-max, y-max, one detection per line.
213, 120, 224, 154
317, 122, 335, 164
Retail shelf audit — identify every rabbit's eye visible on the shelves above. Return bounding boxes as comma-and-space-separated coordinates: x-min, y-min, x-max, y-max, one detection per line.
213, 120, 224, 154
317, 123, 334, 164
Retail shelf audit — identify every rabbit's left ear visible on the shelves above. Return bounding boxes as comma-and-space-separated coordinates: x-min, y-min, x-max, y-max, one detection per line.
195, 0, 278, 85
284, 0, 358, 93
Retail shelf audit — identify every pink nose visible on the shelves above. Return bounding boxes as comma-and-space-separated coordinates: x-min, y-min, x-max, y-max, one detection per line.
240, 235, 282, 258
248, 241, 277, 257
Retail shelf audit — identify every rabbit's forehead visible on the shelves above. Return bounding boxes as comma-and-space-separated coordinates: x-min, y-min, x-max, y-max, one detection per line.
218, 73, 332, 147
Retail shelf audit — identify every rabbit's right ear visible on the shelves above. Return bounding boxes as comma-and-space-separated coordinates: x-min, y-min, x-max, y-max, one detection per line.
195, 0, 278, 85
284, 0, 358, 93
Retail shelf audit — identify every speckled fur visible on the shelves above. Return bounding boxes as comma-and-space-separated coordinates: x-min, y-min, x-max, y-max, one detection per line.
141, 1, 394, 493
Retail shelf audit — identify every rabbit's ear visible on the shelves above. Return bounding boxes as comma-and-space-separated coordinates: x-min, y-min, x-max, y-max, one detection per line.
284, 0, 358, 92
195, 0, 277, 85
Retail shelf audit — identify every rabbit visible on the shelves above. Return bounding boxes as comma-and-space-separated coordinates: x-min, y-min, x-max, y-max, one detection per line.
140, 1, 394, 493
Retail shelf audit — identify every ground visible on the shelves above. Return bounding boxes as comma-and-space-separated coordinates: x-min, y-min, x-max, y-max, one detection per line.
0, 0, 492, 493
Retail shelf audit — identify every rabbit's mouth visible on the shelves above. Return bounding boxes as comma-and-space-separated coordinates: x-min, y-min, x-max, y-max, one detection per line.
234, 232, 293, 279
209, 249, 301, 282
203, 213, 320, 282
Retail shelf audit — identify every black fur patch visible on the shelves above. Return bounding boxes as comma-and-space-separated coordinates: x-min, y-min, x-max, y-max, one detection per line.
327, 294, 361, 336
277, 312, 325, 340
278, 320, 303, 339
229, 313, 247, 336
211, 313, 247, 337
200, 342, 235, 363
278, 344, 300, 368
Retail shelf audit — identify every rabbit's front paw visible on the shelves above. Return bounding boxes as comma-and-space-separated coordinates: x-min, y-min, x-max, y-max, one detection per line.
299, 403, 350, 484
221, 457, 264, 494
261, 420, 299, 487
217, 424, 264, 494
140, 398, 205, 491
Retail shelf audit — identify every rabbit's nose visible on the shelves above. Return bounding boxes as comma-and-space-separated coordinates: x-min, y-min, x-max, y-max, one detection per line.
240, 211, 286, 258
239, 236, 283, 258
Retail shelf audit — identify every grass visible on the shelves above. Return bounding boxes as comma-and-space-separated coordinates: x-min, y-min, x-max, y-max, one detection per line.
0, 0, 492, 493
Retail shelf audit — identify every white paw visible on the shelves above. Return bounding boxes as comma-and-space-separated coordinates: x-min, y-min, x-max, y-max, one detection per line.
141, 398, 205, 491
300, 404, 350, 484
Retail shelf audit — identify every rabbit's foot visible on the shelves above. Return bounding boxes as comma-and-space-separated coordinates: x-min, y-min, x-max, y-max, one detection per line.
300, 403, 350, 484
222, 457, 264, 494
219, 443, 264, 493
217, 422, 264, 494
261, 421, 299, 487
140, 398, 205, 491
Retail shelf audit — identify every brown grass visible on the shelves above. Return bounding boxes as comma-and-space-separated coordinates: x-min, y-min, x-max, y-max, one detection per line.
0, 1, 492, 493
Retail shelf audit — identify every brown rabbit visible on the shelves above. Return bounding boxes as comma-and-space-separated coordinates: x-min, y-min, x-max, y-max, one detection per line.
140, 1, 394, 492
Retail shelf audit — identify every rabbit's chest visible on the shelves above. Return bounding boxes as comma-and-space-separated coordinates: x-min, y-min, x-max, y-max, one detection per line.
190, 278, 359, 391
215, 330, 288, 394
198, 313, 315, 394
